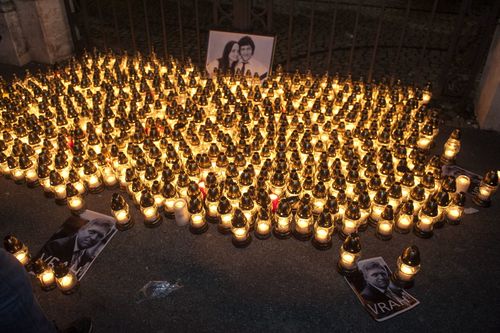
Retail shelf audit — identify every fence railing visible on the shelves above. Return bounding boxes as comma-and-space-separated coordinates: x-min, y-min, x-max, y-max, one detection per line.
64, 0, 500, 101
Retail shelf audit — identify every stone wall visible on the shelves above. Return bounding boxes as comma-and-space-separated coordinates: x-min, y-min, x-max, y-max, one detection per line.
0, 0, 73, 66
475, 21, 500, 132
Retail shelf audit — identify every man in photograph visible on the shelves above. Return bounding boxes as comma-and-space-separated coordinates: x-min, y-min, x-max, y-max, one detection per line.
236, 36, 268, 80
42, 217, 114, 277
358, 260, 410, 306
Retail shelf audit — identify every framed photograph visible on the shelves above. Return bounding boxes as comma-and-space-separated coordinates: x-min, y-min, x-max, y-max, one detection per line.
33, 210, 117, 280
205, 30, 276, 80
345, 257, 420, 322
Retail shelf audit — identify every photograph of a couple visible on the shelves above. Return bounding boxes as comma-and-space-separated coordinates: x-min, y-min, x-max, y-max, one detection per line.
33, 210, 117, 280
206, 30, 276, 80
345, 257, 419, 322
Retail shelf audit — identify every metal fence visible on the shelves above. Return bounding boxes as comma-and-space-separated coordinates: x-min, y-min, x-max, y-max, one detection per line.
64, 0, 500, 101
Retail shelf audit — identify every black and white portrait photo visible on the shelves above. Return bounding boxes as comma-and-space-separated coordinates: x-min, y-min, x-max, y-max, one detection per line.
34, 210, 117, 280
345, 257, 419, 322
206, 30, 276, 80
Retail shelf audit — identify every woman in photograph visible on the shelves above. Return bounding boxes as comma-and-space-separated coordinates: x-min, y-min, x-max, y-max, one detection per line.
206, 40, 240, 76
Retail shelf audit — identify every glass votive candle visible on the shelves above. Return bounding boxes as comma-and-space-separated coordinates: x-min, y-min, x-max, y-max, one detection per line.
254, 207, 272, 240
455, 175, 470, 194
312, 211, 334, 250
174, 199, 190, 227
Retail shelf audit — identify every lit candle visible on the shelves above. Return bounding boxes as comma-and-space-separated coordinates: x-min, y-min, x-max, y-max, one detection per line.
340, 201, 360, 240
174, 199, 190, 227
312, 211, 334, 250
104, 173, 118, 187
340, 252, 356, 270
208, 203, 218, 217
369, 189, 388, 227
16, 251, 30, 265
446, 192, 466, 225
276, 217, 290, 232
220, 213, 233, 230
396, 214, 413, 233
342, 219, 357, 235
3, 235, 30, 266
257, 222, 270, 234
391, 245, 421, 288
295, 218, 310, 233
231, 209, 251, 247
377, 220, 393, 238
25, 168, 38, 187
293, 194, 313, 240
456, 175, 470, 194
217, 196, 232, 234
478, 187, 490, 201
164, 198, 176, 214
440, 129, 461, 165
239, 192, 256, 229
32, 259, 56, 291
191, 214, 204, 228
418, 215, 433, 232
140, 190, 163, 227
254, 207, 272, 240
273, 200, 292, 239
143, 207, 158, 221
111, 193, 134, 231
414, 199, 438, 238
41, 270, 56, 286
315, 229, 328, 242
88, 174, 101, 188
233, 227, 247, 241
447, 207, 461, 219
473, 170, 498, 207
66, 183, 85, 215
54, 184, 66, 198
115, 210, 129, 223
68, 196, 83, 210
54, 263, 79, 294
162, 182, 178, 219
417, 137, 431, 150
337, 233, 361, 275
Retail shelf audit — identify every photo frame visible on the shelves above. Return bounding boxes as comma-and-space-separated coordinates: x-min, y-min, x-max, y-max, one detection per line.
205, 30, 276, 80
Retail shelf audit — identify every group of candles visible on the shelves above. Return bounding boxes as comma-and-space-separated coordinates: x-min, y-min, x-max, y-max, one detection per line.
3, 235, 79, 294
3, 231, 421, 291
0, 49, 498, 290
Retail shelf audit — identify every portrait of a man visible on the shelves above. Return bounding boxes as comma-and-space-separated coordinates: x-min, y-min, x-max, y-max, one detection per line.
35, 211, 117, 280
345, 257, 419, 322
234, 36, 269, 80
359, 261, 409, 305
206, 30, 275, 80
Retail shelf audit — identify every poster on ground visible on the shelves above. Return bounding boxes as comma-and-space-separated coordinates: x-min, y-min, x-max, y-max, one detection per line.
33, 210, 117, 280
345, 257, 420, 322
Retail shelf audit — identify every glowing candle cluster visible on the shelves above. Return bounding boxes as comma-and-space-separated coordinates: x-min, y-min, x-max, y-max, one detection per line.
0, 49, 497, 249
3, 235, 78, 294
